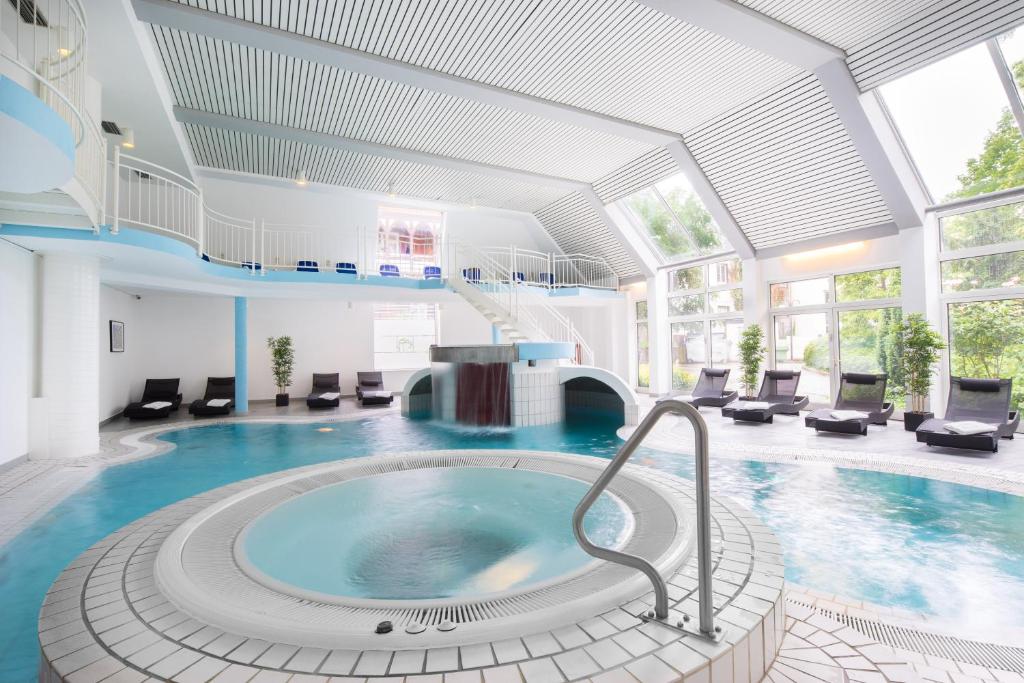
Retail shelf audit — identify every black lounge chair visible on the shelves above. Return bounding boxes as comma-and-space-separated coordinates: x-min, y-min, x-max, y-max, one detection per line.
123, 378, 183, 420
306, 373, 341, 409
915, 377, 1020, 452
804, 373, 893, 436
356, 371, 394, 406
721, 370, 809, 423
659, 368, 737, 409
188, 377, 236, 416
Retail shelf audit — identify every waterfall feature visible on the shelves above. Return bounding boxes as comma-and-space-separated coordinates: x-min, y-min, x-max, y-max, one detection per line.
430, 345, 516, 426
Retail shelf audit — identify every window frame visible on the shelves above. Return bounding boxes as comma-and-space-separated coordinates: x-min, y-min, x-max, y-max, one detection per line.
767, 264, 903, 406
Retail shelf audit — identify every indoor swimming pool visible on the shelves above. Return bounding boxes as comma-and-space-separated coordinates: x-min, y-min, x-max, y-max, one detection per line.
2, 414, 1023, 680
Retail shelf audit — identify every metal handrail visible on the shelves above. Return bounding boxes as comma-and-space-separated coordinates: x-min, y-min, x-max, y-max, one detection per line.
572, 400, 717, 637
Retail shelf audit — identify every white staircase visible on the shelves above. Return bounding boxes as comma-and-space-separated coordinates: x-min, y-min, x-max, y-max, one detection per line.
447, 241, 595, 364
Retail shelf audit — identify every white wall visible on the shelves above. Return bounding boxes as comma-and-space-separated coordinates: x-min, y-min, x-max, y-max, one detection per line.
198, 175, 560, 257
0, 241, 38, 466
98, 286, 142, 421
126, 292, 492, 403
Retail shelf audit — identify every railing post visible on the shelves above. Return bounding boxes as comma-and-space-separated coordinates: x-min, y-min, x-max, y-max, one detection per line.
548, 252, 553, 289
111, 145, 120, 235
197, 188, 205, 257
573, 400, 720, 639
259, 219, 266, 276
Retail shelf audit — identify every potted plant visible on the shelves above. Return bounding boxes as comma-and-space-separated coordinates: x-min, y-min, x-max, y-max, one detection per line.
738, 323, 766, 399
267, 336, 295, 407
900, 313, 945, 431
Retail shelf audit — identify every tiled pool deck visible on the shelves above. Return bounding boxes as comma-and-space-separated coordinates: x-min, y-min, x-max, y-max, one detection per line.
4, 398, 1024, 682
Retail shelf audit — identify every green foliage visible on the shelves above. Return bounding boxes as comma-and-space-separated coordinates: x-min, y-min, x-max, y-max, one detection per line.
626, 192, 693, 259
669, 265, 704, 291
738, 324, 765, 397
835, 268, 902, 302
672, 366, 697, 391
801, 337, 830, 372
949, 300, 1024, 408
877, 307, 906, 407
637, 363, 650, 389
660, 187, 722, 252
945, 59, 1024, 202
266, 336, 295, 394
900, 314, 945, 413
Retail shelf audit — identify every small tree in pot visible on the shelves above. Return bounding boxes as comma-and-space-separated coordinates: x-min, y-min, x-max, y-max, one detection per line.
267, 336, 295, 407
738, 324, 766, 399
900, 313, 945, 431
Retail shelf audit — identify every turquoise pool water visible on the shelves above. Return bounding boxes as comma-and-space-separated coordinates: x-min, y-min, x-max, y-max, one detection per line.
0, 414, 1022, 681
243, 468, 630, 600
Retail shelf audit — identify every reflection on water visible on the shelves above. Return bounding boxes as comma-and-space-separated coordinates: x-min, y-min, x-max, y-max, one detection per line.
0, 413, 1022, 679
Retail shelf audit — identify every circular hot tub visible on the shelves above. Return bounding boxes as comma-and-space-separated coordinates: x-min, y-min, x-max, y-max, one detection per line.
154, 451, 696, 648
239, 467, 633, 602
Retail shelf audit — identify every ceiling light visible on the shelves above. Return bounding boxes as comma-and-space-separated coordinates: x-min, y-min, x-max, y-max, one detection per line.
120, 128, 135, 149
784, 241, 865, 263
387, 181, 396, 198
295, 169, 308, 186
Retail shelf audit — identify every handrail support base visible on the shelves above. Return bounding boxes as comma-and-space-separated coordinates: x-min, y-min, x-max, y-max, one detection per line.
640, 611, 726, 643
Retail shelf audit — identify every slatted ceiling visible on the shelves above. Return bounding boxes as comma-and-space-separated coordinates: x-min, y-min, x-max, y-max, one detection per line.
733, 0, 945, 53
159, 0, 802, 134
685, 74, 891, 249
150, 27, 654, 182
183, 123, 567, 212
848, 0, 1024, 90
592, 148, 679, 204
534, 192, 640, 278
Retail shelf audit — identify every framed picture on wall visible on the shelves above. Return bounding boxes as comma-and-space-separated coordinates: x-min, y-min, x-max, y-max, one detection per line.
110, 320, 125, 353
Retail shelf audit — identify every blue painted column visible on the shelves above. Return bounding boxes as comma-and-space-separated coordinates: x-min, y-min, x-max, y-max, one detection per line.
492, 324, 502, 344
234, 297, 249, 414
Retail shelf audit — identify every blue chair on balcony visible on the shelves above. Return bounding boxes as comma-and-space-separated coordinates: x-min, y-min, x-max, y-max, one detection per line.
424, 266, 441, 280
297, 260, 319, 272
379, 264, 400, 277
201, 253, 210, 262
336, 262, 357, 275
512, 271, 525, 283
242, 261, 262, 271
539, 272, 555, 286
462, 267, 481, 283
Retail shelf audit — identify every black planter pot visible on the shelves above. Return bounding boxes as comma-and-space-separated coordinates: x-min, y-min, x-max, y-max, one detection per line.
275, 393, 290, 407
903, 411, 933, 432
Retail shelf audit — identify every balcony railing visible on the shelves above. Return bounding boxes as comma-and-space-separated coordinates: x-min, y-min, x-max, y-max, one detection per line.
2, 0, 106, 223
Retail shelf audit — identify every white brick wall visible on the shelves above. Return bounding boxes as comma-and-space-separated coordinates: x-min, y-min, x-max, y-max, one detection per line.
512, 365, 564, 427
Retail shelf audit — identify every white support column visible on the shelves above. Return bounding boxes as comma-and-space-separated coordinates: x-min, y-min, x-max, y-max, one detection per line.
899, 218, 945, 414
39, 252, 100, 459
647, 270, 672, 396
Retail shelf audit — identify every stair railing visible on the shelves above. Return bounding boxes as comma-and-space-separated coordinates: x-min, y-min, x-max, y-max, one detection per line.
572, 400, 720, 639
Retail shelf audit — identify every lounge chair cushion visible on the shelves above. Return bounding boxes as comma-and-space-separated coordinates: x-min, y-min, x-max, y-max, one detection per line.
736, 401, 770, 410
206, 398, 231, 408
319, 392, 341, 400
362, 390, 391, 399
143, 401, 173, 410
944, 420, 997, 435
830, 410, 869, 421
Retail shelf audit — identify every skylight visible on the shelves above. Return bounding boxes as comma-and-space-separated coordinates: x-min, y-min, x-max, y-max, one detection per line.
880, 32, 1024, 203
616, 173, 730, 264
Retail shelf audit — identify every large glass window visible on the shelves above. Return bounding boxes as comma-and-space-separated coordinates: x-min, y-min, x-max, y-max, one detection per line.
939, 197, 1024, 414
948, 299, 1024, 409
617, 173, 731, 263
373, 304, 437, 370
671, 321, 706, 391
635, 300, 649, 389
665, 258, 743, 391
377, 206, 443, 276
881, 31, 1024, 203
769, 268, 903, 407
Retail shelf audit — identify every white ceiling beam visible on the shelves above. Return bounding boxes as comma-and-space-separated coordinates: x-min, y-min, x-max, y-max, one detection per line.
663, 140, 754, 259
133, 0, 679, 146
586, 191, 659, 278
635, 0, 843, 72
174, 106, 590, 192
813, 59, 923, 229
638, 0, 924, 231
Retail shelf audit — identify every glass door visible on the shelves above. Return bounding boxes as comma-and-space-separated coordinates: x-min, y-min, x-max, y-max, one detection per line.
836, 306, 903, 407
772, 312, 832, 404
670, 321, 707, 391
